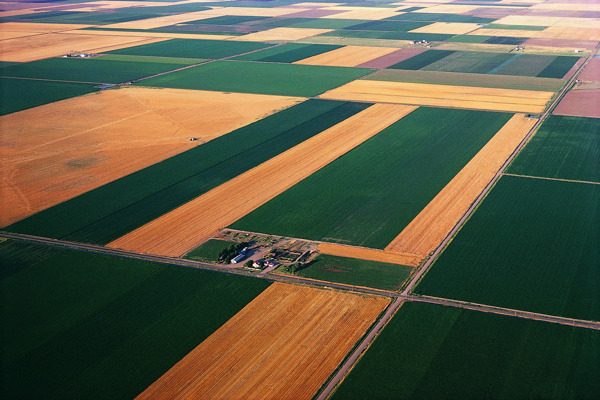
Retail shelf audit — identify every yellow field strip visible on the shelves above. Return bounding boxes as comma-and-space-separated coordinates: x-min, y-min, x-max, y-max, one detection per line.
318, 242, 420, 267
235, 27, 332, 42
107, 104, 417, 257
319, 80, 554, 114
385, 114, 536, 259
410, 22, 481, 35
0, 22, 92, 33
294, 45, 398, 67
136, 283, 390, 400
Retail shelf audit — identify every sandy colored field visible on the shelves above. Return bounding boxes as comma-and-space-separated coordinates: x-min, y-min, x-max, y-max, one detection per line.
385, 114, 536, 260
0, 22, 92, 33
532, 2, 600, 12
63, 28, 236, 41
0, 30, 39, 41
107, 104, 416, 257
417, 4, 482, 13
318, 242, 420, 267
0, 87, 302, 227
319, 80, 554, 114
321, 8, 402, 20
235, 27, 332, 42
0, 9, 43, 18
410, 22, 481, 35
494, 15, 600, 29
435, 42, 515, 53
471, 26, 600, 41
136, 282, 389, 400
0, 32, 165, 62
294, 46, 398, 67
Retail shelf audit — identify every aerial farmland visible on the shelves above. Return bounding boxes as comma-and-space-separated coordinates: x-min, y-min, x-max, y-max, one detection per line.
0, 0, 598, 398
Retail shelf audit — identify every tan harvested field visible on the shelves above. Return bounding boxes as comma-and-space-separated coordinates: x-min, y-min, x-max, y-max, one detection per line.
322, 8, 401, 19
0, 22, 91, 33
494, 15, 600, 29
318, 242, 420, 267
385, 114, 536, 260
470, 26, 600, 41
235, 27, 332, 42
107, 104, 416, 257
63, 28, 235, 41
532, 2, 600, 11
435, 42, 515, 53
0, 32, 164, 62
294, 45, 398, 67
0, 30, 38, 40
319, 80, 554, 113
417, 4, 482, 13
410, 22, 481, 35
136, 282, 389, 400
0, 88, 302, 227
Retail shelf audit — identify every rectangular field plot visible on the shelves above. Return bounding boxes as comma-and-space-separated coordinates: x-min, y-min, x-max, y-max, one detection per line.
137, 282, 389, 400
331, 302, 600, 400
139, 60, 371, 97
230, 108, 511, 249
233, 43, 343, 63
420, 51, 514, 74
5, 100, 365, 243
507, 115, 600, 183
0, 77, 97, 115
293, 45, 399, 67
0, 240, 270, 399
415, 175, 600, 321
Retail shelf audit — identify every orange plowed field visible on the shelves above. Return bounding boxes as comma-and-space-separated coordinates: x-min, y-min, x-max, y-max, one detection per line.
319, 80, 554, 113
0, 87, 302, 227
318, 242, 420, 267
385, 113, 536, 260
136, 282, 390, 400
294, 45, 398, 67
107, 103, 417, 257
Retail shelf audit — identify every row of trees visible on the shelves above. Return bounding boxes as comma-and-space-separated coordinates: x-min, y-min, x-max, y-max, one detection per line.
218, 242, 248, 263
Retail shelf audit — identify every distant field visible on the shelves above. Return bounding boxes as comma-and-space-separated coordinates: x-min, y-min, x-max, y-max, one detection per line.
293, 254, 413, 291
0, 240, 270, 399
184, 239, 237, 263
537, 55, 581, 78
387, 50, 455, 70
384, 12, 494, 24
421, 51, 513, 74
0, 77, 97, 115
6, 100, 367, 243
319, 29, 452, 42
331, 302, 600, 400
231, 108, 511, 248
507, 115, 600, 183
415, 176, 600, 321
233, 43, 342, 63
139, 60, 371, 97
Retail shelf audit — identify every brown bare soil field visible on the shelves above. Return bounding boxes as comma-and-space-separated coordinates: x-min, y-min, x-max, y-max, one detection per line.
410, 22, 481, 35
318, 243, 420, 267
319, 80, 553, 113
0, 87, 302, 227
553, 89, 600, 118
294, 46, 398, 67
579, 57, 600, 81
0, 32, 163, 62
136, 282, 390, 400
385, 114, 536, 260
523, 38, 598, 50
236, 27, 332, 42
107, 104, 416, 257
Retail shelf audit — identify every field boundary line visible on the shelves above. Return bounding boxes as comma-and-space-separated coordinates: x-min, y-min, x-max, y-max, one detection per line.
502, 173, 600, 186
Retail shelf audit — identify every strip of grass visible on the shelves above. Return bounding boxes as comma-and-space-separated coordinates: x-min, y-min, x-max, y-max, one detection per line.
507, 115, 600, 183
107, 38, 271, 59
383, 12, 495, 23
139, 60, 371, 97
233, 43, 342, 63
0, 241, 270, 399
230, 108, 511, 249
0, 77, 97, 116
7, 100, 370, 243
184, 239, 238, 263
0, 57, 197, 84
445, 35, 491, 43
485, 24, 548, 31
537, 55, 580, 78
320, 29, 453, 42
421, 51, 513, 74
364, 69, 565, 91
331, 302, 600, 400
292, 254, 413, 291
387, 50, 455, 70
415, 175, 600, 321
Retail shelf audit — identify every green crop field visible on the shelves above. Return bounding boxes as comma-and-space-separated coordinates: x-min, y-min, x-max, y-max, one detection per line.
384, 12, 495, 23
494, 54, 555, 77
344, 20, 430, 31
292, 254, 413, 291
421, 51, 513, 74
231, 108, 511, 249
0, 240, 270, 399
184, 239, 238, 263
331, 302, 600, 400
0, 57, 198, 84
387, 50, 456, 70
319, 29, 453, 42
415, 175, 600, 321
107, 38, 271, 59
139, 60, 371, 96
0, 77, 98, 115
7, 100, 370, 243
507, 115, 600, 183
445, 35, 491, 43
485, 24, 548, 31
233, 43, 342, 63
537, 55, 580, 78
288, 18, 368, 29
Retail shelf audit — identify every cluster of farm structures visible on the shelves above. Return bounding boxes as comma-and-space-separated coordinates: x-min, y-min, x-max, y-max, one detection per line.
1, 0, 599, 398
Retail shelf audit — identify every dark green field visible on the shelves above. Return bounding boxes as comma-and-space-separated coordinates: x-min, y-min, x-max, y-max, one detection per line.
494, 54, 556, 76
320, 29, 453, 42
421, 51, 513, 74
230, 108, 511, 249
184, 239, 237, 263
415, 175, 600, 321
292, 254, 413, 291
387, 50, 455, 70
384, 12, 494, 23
537, 55, 580, 78
7, 100, 369, 244
445, 35, 491, 43
507, 115, 600, 183
331, 302, 600, 400
233, 43, 342, 63
0, 240, 270, 399
344, 20, 430, 31
139, 60, 371, 96
0, 77, 97, 115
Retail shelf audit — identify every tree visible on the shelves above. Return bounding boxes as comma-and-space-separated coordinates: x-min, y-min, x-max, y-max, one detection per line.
244, 259, 254, 268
